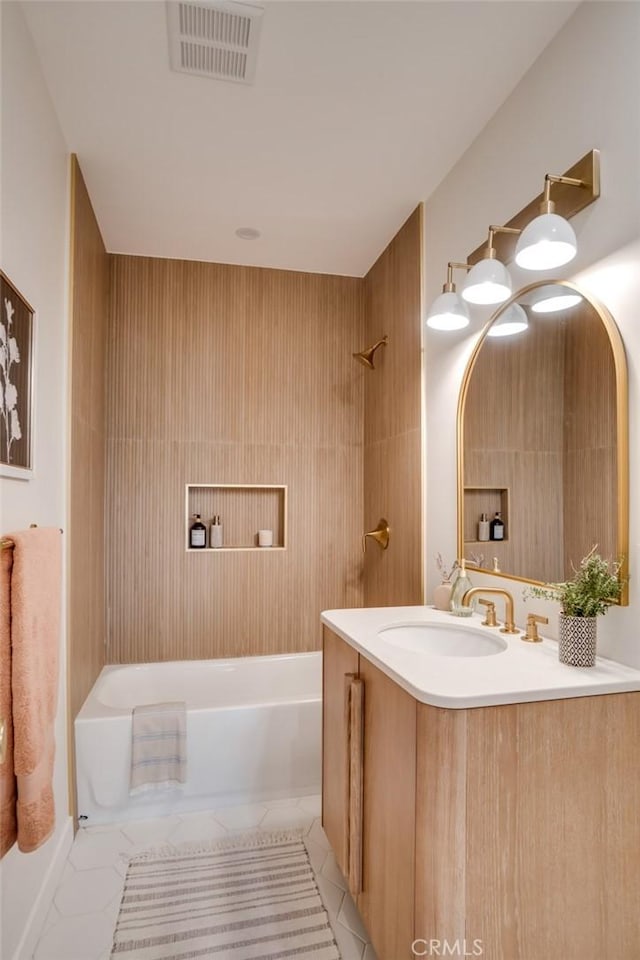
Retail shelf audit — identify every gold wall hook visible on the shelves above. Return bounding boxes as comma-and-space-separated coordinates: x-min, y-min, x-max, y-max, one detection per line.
353, 335, 388, 370
362, 518, 390, 553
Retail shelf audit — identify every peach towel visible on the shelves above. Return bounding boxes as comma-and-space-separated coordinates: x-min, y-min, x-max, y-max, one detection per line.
0, 546, 17, 857
9, 528, 62, 853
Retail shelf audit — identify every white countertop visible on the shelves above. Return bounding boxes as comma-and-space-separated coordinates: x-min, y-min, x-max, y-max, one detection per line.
321, 605, 640, 709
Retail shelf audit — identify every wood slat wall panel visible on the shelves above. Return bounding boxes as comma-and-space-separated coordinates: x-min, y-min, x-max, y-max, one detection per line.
106, 256, 364, 662
563, 304, 617, 568
464, 300, 618, 582
464, 319, 566, 582
362, 206, 423, 606
69, 156, 108, 720
363, 430, 422, 605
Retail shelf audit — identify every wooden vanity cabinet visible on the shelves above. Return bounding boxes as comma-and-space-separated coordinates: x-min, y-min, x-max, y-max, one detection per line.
358, 655, 417, 960
323, 626, 640, 960
322, 626, 359, 875
322, 627, 417, 959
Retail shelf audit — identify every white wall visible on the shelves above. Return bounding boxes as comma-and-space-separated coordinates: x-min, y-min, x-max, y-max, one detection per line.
0, 4, 72, 958
423, 2, 640, 666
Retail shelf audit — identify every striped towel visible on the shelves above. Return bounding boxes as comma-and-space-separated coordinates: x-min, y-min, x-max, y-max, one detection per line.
129, 702, 187, 795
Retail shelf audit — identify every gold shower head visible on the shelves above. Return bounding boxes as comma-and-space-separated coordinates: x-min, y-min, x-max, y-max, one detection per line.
352, 335, 389, 370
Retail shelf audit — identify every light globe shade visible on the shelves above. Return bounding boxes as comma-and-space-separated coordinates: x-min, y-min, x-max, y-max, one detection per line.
514, 213, 577, 270
462, 257, 512, 305
426, 291, 470, 331
531, 292, 583, 314
487, 303, 528, 338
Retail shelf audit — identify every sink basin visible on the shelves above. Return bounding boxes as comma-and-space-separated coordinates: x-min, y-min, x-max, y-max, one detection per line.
377, 622, 508, 657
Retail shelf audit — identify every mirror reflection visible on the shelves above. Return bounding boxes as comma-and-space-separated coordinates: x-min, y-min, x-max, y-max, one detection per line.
458, 281, 627, 588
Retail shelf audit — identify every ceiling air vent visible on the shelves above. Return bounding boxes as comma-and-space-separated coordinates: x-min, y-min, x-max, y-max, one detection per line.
167, 1, 264, 85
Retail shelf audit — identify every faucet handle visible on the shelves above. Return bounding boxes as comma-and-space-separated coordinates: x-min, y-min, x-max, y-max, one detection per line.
522, 612, 549, 643
478, 599, 498, 628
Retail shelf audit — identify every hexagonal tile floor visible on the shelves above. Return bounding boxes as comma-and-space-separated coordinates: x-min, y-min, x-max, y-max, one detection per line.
33, 795, 376, 960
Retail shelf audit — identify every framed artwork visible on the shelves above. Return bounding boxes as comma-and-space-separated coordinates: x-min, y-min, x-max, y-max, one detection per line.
1, 271, 35, 480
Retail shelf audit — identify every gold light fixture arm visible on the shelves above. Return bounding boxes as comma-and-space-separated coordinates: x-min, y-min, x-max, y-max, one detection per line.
540, 173, 592, 214
443, 261, 471, 292
483, 225, 521, 260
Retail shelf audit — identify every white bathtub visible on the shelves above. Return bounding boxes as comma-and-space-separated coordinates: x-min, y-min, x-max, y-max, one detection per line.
75, 653, 322, 825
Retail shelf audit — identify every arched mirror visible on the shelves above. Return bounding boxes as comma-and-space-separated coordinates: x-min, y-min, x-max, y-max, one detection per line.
457, 280, 629, 602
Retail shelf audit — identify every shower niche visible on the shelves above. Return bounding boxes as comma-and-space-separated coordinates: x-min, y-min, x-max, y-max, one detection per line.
185, 483, 287, 552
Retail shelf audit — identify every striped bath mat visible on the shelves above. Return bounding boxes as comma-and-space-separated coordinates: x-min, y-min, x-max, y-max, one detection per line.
111, 831, 341, 960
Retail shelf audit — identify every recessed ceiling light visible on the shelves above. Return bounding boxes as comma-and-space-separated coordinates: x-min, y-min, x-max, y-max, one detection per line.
235, 227, 261, 240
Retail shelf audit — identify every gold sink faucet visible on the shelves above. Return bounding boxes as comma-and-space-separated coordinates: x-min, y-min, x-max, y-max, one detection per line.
461, 587, 518, 634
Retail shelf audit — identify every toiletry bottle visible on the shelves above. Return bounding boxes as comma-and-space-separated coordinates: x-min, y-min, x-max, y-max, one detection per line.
210, 515, 223, 549
450, 559, 473, 617
490, 511, 505, 541
189, 514, 207, 549
478, 512, 490, 542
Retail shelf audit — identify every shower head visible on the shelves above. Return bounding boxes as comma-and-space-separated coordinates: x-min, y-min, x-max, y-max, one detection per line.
352, 335, 389, 370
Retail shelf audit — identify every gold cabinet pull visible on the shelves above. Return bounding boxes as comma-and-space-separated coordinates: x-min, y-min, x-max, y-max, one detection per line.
348, 677, 364, 897
0, 717, 7, 764
343, 674, 356, 869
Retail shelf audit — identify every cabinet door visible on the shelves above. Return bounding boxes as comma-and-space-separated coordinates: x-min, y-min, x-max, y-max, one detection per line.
322, 626, 359, 877
358, 657, 417, 960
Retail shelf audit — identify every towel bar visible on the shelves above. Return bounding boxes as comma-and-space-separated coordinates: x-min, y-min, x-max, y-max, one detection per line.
1, 528, 64, 550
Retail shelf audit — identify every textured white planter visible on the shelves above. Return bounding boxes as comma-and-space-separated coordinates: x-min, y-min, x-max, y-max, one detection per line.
559, 614, 597, 667
433, 580, 453, 611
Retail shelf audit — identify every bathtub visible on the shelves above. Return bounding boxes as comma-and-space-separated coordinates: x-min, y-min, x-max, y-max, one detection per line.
75, 653, 322, 825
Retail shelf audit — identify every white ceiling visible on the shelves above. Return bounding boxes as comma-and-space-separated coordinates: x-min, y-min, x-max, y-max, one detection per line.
23, 0, 579, 276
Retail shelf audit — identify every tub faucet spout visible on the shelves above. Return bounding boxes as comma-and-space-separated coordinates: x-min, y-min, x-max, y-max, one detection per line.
461, 587, 518, 634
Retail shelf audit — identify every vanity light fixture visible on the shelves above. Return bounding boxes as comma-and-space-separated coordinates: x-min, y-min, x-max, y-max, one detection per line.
426, 262, 471, 331
426, 151, 599, 333
514, 172, 591, 270
462, 225, 521, 305
486, 303, 528, 338
531, 291, 583, 314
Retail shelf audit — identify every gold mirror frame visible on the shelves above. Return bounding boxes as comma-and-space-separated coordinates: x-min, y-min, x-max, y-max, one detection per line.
457, 280, 629, 604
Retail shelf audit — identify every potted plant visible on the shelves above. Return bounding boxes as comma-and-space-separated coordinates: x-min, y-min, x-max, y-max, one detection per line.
526, 547, 625, 666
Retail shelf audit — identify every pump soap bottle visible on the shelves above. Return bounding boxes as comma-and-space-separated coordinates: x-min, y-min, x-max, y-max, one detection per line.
478, 513, 490, 542
450, 559, 473, 617
490, 511, 505, 541
189, 514, 207, 549
210, 515, 223, 549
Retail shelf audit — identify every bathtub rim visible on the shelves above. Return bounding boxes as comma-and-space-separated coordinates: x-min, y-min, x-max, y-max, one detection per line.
76, 651, 323, 721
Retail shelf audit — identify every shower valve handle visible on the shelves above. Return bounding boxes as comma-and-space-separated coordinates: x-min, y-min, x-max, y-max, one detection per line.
362, 519, 390, 553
